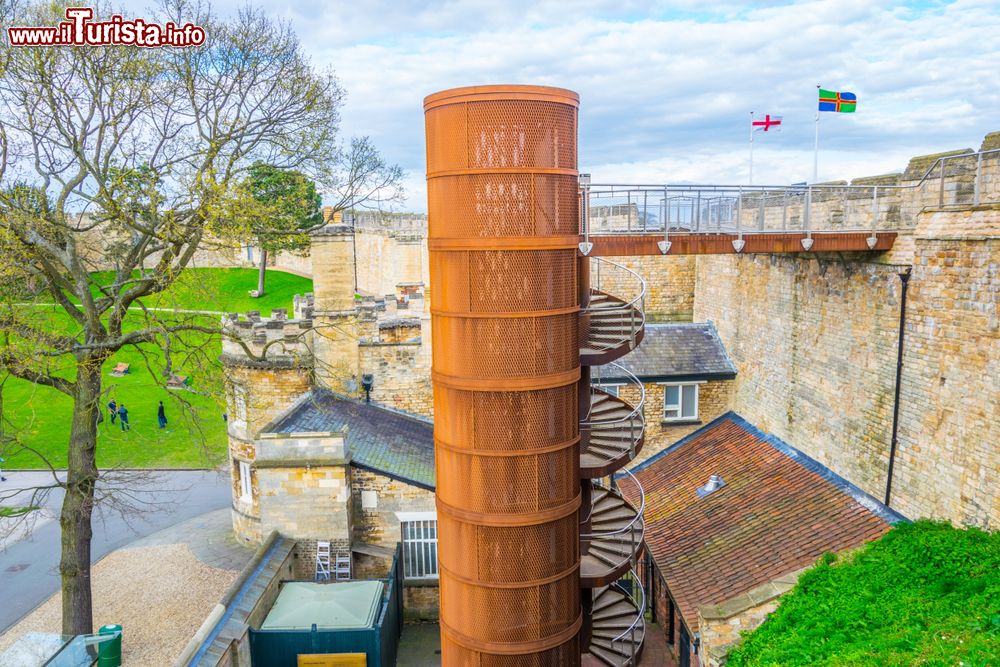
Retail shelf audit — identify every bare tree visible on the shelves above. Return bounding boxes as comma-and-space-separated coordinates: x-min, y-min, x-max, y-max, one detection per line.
0, 0, 400, 634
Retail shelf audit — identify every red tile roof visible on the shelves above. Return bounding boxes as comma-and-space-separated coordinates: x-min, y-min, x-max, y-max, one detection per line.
624, 413, 902, 632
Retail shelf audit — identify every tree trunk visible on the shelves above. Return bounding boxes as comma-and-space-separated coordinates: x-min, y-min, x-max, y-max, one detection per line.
60, 361, 101, 636
257, 247, 268, 297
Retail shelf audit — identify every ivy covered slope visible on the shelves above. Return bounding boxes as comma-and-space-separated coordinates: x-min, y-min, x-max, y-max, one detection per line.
728, 521, 1000, 667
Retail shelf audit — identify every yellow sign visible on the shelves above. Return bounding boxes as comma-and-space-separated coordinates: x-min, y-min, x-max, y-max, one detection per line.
297, 653, 366, 667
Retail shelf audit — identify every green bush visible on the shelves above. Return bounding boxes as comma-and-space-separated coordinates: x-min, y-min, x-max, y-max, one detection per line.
728, 521, 1000, 667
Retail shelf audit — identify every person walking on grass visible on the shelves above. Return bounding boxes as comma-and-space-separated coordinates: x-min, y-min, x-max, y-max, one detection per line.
157, 401, 168, 429
117, 403, 130, 432
107, 398, 118, 425
0, 456, 7, 482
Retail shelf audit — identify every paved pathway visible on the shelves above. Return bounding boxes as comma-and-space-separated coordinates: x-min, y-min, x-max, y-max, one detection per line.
0, 469, 233, 633
396, 622, 674, 666
397, 623, 442, 666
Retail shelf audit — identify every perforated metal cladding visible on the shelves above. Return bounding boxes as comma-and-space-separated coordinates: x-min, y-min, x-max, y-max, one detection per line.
431, 249, 578, 314
437, 444, 578, 515
440, 567, 581, 644
428, 174, 579, 239
426, 100, 577, 174
441, 634, 582, 666
434, 385, 578, 451
432, 314, 578, 379
426, 86, 582, 664
438, 513, 579, 583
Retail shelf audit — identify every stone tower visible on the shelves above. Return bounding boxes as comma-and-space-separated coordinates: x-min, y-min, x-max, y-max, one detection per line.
310, 223, 362, 395
221, 306, 316, 542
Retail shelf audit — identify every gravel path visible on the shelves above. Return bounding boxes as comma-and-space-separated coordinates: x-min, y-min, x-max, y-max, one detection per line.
0, 542, 239, 666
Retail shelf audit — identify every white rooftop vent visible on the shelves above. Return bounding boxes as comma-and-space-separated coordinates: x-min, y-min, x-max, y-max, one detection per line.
696, 474, 726, 498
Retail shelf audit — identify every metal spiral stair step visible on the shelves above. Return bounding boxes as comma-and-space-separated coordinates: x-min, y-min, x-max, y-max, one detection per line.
581, 387, 645, 477
584, 586, 646, 667
588, 318, 636, 329
581, 482, 645, 586
592, 498, 639, 523
589, 399, 628, 413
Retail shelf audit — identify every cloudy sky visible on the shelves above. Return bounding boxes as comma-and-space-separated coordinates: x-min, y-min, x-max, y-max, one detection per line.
144, 0, 1000, 210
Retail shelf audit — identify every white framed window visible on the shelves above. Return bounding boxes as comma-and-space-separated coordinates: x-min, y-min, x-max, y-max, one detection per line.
597, 384, 623, 398
238, 460, 252, 501
401, 519, 438, 580
663, 383, 699, 421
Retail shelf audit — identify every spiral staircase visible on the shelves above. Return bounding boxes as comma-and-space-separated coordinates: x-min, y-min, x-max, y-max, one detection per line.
579, 256, 647, 666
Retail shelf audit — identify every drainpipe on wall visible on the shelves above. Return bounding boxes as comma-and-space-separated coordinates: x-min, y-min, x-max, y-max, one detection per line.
884, 267, 912, 507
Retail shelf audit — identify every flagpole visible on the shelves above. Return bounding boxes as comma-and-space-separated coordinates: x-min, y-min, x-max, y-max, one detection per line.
813, 83, 820, 183
749, 111, 755, 185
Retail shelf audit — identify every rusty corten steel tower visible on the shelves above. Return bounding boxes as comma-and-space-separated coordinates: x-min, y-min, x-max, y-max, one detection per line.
426, 85, 584, 665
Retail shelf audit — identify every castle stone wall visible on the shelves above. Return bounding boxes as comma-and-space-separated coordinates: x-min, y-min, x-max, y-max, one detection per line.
693, 205, 1000, 528
258, 462, 352, 542
350, 469, 436, 549
596, 255, 696, 322
359, 334, 433, 418
891, 206, 1000, 526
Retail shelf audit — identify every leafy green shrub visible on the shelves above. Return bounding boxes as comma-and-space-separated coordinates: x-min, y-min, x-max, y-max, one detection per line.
728, 521, 1000, 666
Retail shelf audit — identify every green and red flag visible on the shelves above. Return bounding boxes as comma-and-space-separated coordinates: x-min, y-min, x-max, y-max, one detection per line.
818, 89, 857, 113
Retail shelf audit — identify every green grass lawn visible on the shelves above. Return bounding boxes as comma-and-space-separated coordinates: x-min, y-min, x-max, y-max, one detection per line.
88, 267, 313, 313
728, 521, 1000, 667
2, 269, 312, 470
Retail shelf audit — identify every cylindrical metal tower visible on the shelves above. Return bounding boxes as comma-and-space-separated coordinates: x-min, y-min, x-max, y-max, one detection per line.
425, 85, 583, 665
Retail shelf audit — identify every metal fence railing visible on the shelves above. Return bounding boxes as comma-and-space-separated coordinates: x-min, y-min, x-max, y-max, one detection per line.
582, 362, 646, 465
577, 148, 1000, 252
584, 256, 646, 352
609, 568, 646, 666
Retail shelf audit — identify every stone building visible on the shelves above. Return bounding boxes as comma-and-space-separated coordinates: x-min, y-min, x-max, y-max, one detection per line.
220, 222, 439, 618
594, 322, 737, 463
215, 132, 1000, 649
625, 413, 904, 667
692, 133, 1000, 529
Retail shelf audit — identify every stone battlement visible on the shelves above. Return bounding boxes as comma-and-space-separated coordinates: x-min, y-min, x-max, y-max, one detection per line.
351, 211, 427, 239
734, 132, 999, 237
221, 303, 315, 368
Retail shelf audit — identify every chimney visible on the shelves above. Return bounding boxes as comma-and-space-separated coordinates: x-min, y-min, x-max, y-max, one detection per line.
696, 474, 726, 498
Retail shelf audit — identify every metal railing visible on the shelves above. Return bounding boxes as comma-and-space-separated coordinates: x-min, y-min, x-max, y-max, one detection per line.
581, 469, 646, 564
584, 256, 646, 352
582, 362, 646, 463
608, 568, 646, 665
578, 148, 1000, 251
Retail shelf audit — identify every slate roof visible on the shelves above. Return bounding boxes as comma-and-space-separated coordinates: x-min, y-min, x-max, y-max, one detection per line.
267, 390, 435, 490
601, 322, 737, 382
623, 413, 904, 632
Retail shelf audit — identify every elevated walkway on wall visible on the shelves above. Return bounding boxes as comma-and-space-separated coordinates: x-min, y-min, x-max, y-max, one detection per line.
580, 147, 999, 257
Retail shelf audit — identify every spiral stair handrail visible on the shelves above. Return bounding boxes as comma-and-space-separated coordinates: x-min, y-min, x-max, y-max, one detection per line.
580, 469, 646, 542
587, 256, 646, 314
583, 361, 646, 428
583, 256, 647, 353
609, 569, 646, 662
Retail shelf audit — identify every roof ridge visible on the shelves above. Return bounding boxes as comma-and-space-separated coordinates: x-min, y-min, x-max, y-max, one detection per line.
259, 389, 320, 434
726, 413, 908, 525
643, 322, 712, 328
312, 388, 434, 426
630, 411, 908, 525
703, 320, 738, 374
629, 411, 739, 473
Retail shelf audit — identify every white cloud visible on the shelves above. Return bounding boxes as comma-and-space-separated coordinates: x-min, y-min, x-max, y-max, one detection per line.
120, 0, 1000, 209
